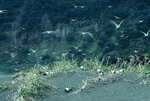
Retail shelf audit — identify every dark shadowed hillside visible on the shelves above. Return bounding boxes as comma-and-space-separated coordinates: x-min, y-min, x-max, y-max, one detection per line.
0, 0, 150, 71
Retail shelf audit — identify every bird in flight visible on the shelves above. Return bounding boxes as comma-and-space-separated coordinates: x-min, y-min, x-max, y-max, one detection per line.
113, 15, 122, 20
140, 29, 150, 37
0, 10, 7, 13
110, 20, 123, 30
78, 31, 94, 39
73, 5, 86, 9
42, 31, 56, 34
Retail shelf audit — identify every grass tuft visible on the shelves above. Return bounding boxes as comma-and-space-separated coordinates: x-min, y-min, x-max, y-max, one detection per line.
13, 71, 50, 101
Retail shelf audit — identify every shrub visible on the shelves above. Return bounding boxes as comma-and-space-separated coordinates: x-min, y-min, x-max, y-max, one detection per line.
14, 71, 50, 101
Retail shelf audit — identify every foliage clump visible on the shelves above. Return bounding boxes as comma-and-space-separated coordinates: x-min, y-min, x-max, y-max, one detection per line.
50, 59, 78, 73
14, 71, 50, 101
0, 84, 10, 92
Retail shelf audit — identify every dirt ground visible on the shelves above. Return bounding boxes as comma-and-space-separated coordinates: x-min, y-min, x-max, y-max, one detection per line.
0, 71, 150, 101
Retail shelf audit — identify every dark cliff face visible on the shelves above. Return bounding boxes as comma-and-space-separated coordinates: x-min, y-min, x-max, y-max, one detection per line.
0, 0, 150, 69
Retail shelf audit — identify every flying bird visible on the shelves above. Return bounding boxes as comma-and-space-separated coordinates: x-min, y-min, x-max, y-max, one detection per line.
110, 20, 123, 30
0, 10, 7, 13
78, 31, 94, 39
30, 49, 37, 53
113, 15, 122, 20
73, 5, 85, 9
108, 6, 113, 8
139, 20, 144, 23
42, 31, 56, 34
140, 29, 150, 37
10, 52, 17, 58
80, 6, 85, 8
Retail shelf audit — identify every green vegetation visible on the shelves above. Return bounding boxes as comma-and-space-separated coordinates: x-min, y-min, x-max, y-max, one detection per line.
0, 84, 10, 92
13, 71, 50, 101
0, 57, 150, 100
50, 59, 78, 74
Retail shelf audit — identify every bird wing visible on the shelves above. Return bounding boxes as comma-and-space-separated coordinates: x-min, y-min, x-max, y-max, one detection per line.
119, 20, 123, 26
110, 20, 118, 28
147, 29, 150, 34
140, 31, 146, 35
87, 32, 94, 39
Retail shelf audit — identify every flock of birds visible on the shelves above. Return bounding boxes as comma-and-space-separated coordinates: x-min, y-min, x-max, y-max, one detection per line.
42, 18, 150, 39
41, 3, 150, 38
109, 20, 150, 37
0, 2, 149, 38
0, 3, 149, 72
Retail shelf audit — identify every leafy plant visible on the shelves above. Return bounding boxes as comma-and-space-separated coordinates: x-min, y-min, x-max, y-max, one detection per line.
14, 71, 50, 101
50, 59, 78, 73
0, 84, 10, 92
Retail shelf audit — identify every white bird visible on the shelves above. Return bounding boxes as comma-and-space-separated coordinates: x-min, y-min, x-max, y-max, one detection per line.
140, 29, 150, 37
71, 19, 76, 23
134, 50, 138, 53
65, 87, 70, 92
73, 5, 85, 9
78, 31, 94, 39
73, 5, 78, 8
42, 31, 56, 34
108, 6, 112, 8
113, 15, 122, 20
10, 52, 17, 58
30, 49, 37, 53
80, 66, 84, 70
0, 10, 7, 13
71, 19, 75, 22
80, 6, 85, 8
139, 20, 144, 23
110, 20, 123, 30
